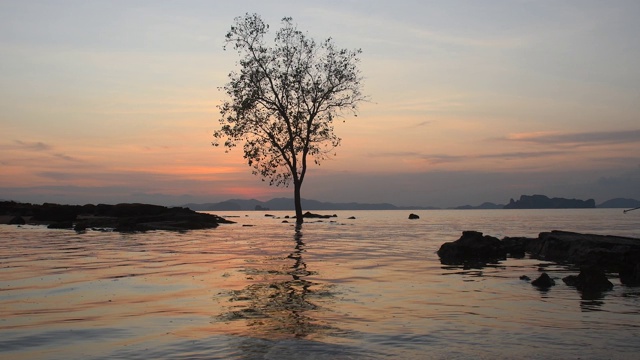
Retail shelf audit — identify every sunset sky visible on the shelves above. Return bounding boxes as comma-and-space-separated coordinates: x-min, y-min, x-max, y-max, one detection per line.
1, 0, 639, 208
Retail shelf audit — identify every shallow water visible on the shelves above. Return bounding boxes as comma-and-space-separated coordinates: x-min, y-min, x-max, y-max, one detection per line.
1, 209, 639, 359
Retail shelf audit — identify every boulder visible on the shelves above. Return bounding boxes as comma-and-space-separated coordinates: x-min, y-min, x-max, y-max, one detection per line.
531, 273, 555, 288
408, 213, 420, 220
562, 266, 613, 293
437, 231, 506, 265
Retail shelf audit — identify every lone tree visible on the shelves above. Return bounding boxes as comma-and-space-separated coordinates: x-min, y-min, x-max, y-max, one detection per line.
213, 14, 366, 223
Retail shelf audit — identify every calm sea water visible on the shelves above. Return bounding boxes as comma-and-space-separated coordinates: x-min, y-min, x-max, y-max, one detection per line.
1, 209, 639, 359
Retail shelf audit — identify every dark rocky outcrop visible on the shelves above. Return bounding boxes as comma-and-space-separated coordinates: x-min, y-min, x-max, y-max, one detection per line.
8, 216, 26, 225
502, 236, 529, 258
437, 231, 506, 266
525, 231, 640, 269
408, 213, 420, 219
504, 194, 595, 209
301, 211, 337, 219
439, 229, 640, 287
531, 273, 556, 288
619, 250, 640, 286
1, 201, 233, 232
47, 221, 74, 229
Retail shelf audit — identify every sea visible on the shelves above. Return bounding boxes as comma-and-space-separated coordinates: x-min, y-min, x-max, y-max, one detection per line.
1, 209, 639, 360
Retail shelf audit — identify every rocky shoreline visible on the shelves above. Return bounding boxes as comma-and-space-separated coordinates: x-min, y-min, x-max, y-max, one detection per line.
438, 230, 640, 294
0, 201, 234, 232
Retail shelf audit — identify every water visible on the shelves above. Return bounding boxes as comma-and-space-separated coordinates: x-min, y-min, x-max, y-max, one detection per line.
1, 209, 639, 359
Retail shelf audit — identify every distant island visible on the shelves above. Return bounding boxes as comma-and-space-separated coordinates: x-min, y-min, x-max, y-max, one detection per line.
504, 194, 595, 209
183, 197, 438, 212
2, 195, 637, 215
184, 195, 639, 211
454, 202, 504, 210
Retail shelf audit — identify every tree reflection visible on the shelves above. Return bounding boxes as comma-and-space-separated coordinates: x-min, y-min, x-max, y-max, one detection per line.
217, 224, 335, 338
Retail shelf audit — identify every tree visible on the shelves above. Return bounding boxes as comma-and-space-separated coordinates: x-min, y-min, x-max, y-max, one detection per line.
213, 14, 366, 223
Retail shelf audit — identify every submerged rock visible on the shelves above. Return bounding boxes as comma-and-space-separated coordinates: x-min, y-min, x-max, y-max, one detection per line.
531, 273, 556, 288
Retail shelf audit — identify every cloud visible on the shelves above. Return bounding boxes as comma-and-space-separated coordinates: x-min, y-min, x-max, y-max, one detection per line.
503, 129, 640, 147
35, 171, 76, 181
14, 140, 52, 151
6, 139, 83, 164
372, 150, 566, 164
53, 153, 81, 162
414, 121, 433, 127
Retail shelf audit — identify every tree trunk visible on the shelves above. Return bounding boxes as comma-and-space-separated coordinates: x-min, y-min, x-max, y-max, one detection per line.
294, 180, 303, 223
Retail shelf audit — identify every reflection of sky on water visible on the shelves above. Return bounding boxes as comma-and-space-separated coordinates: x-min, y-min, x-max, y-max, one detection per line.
2, 210, 640, 359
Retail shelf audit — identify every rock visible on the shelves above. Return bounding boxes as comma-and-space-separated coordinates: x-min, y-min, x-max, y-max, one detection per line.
519, 275, 531, 281
619, 249, 640, 286
348, 216, 356, 219
562, 266, 613, 293
8, 216, 26, 225
437, 231, 506, 265
408, 213, 420, 220
531, 273, 556, 288
302, 211, 335, 219
33, 203, 80, 222
526, 231, 640, 269
502, 236, 530, 258
47, 221, 74, 229
562, 275, 578, 287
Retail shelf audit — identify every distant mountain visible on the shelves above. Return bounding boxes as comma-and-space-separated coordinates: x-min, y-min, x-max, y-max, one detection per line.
597, 198, 640, 208
184, 198, 438, 211
454, 202, 504, 210
504, 194, 595, 209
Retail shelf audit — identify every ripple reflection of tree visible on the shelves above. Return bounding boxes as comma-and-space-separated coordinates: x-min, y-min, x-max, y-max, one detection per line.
219, 224, 336, 338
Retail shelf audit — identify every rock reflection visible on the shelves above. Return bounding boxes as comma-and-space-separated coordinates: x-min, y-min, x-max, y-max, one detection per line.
217, 225, 336, 338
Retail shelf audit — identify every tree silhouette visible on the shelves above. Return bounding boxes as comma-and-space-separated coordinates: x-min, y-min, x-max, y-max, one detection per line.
213, 14, 366, 222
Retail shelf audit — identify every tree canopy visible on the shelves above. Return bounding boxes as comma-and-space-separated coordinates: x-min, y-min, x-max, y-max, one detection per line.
213, 13, 366, 222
